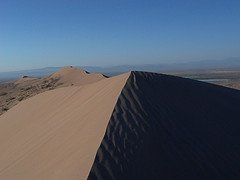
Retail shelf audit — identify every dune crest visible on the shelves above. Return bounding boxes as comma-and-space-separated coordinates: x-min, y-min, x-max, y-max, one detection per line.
0, 66, 106, 116
88, 71, 240, 179
49, 66, 106, 87
1, 71, 240, 179
0, 72, 130, 180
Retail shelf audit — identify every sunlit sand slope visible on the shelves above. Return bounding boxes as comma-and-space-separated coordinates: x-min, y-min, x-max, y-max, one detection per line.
0, 73, 129, 180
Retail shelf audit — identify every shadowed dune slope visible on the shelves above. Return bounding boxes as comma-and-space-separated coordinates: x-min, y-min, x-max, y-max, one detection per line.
88, 71, 240, 180
0, 73, 129, 180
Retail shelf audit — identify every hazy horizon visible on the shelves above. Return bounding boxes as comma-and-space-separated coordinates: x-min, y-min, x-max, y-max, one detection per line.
0, 56, 240, 73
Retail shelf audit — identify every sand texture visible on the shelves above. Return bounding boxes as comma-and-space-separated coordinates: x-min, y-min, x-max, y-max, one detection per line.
49, 66, 106, 87
88, 71, 240, 180
1, 70, 240, 179
0, 72, 129, 180
0, 66, 106, 116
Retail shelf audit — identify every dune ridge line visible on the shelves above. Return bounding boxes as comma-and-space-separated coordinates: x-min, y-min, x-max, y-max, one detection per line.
88, 71, 240, 180
0, 72, 130, 180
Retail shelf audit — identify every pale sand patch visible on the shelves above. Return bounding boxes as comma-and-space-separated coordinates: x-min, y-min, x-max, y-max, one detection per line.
0, 72, 130, 180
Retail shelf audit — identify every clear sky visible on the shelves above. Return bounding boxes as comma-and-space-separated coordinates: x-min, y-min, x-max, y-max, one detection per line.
0, 0, 240, 72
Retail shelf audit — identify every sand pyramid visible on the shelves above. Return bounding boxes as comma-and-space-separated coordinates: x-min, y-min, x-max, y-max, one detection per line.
0, 71, 240, 179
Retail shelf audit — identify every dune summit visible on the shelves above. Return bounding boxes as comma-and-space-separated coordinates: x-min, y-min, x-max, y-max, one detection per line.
0, 66, 106, 116
0, 72, 129, 180
49, 66, 106, 86
89, 72, 240, 179
0, 71, 240, 179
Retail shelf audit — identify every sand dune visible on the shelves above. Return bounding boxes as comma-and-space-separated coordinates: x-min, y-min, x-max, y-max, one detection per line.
0, 66, 106, 116
49, 66, 106, 87
88, 71, 240, 179
1, 70, 240, 179
14, 66, 106, 88
0, 72, 129, 180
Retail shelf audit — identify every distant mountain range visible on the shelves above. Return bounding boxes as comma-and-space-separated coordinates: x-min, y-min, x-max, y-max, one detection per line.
1, 57, 240, 81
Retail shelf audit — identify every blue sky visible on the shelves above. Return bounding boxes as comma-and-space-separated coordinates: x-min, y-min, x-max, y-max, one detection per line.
0, 0, 240, 72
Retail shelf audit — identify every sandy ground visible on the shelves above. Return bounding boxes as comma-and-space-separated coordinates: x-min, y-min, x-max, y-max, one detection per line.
0, 66, 105, 116
1, 69, 240, 179
0, 72, 129, 180
89, 71, 240, 179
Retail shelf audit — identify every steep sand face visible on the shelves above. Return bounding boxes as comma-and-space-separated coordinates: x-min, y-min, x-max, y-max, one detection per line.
88, 71, 240, 180
2, 70, 240, 180
0, 73, 130, 180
